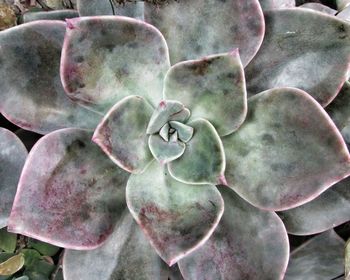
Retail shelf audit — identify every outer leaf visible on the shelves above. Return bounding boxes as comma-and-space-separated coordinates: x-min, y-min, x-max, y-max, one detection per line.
23, 10, 79, 22
223, 88, 350, 211
0, 254, 24, 276
346, 239, 350, 279
338, 5, 350, 20
144, 0, 264, 67
326, 81, 350, 130
168, 119, 225, 185
126, 161, 224, 266
8, 128, 129, 249
245, 8, 350, 106
278, 175, 350, 235
164, 51, 247, 136
0, 21, 101, 134
300, 3, 337, 15
93, 96, 153, 174
285, 230, 345, 280
61, 16, 170, 113
63, 211, 168, 280
77, 0, 144, 19
178, 187, 289, 280
259, 0, 295, 10
0, 128, 27, 229
338, 0, 350, 10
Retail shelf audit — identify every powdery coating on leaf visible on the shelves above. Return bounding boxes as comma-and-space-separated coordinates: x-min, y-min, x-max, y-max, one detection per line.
285, 230, 345, 280
0, 21, 101, 134
60, 16, 170, 114
326, 81, 350, 130
0, 128, 27, 229
178, 187, 289, 280
8, 128, 129, 249
93, 95, 154, 174
223, 88, 350, 211
163, 51, 247, 136
168, 119, 226, 185
23, 10, 79, 23
245, 8, 350, 107
77, 0, 144, 20
144, 0, 265, 67
259, 0, 295, 10
126, 161, 224, 266
299, 3, 337, 15
63, 211, 168, 280
278, 174, 350, 235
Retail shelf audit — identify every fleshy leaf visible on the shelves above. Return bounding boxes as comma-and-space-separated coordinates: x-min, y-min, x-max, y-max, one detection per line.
148, 134, 185, 164
0, 254, 24, 276
144, 0, 264, 66
178, 187, 289, 280
338, 5, 350, 21
63, 211, 168, 280
27, 239, 60, 257
346, 239, 350, 279
168, 122, 193, 143
0, 21, 101, 134
164, 51, 247, 136
61, 16, 170, 113
285, 230, 345, 280
93, 96, 154, 174
338, 0, 350, 10
223, 88, 350, 211
0, 128, 27, 229
278, 175, 350, 235
300, 3, 337, 15
0, 229, 16, 253
147, 101, 185, 134
326, 81, 350, 130
77, 0, 144, 19
168, 119, 225, 185
8, 128, 129, 249
245, 8, 350, 106
168, 265, 184, 280
259, 0, 295, 10
23, 10, 79, 22
126, 161, 224, 266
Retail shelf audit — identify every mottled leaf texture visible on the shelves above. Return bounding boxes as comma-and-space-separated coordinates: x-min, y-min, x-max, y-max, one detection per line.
168, 119, 226, 185
77, 0, 144, 19
126, 161, 224, 266
8, 128, 129, 249
326, 81, 350, 130
223, 88, 350, 211
279, 175, 350, 235
259, 0, 295, 10
63, 211, 168, 280
61, 16, 170, 113
285, 230, 345, 280
144, 0, 264, 66
300, 3, 337, 15
164, 51, 247, 136
0, 21, 100, 134
179, 187, 289, 280
23, 10, 79, 23
93, 96, 153, 174
245, 8, 350, 106
0, 128, 27, 229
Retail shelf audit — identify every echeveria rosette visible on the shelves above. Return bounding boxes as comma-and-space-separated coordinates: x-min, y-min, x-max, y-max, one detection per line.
2, 3, 350, 280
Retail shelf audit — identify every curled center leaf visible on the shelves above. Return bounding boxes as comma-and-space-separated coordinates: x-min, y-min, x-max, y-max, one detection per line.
147, 100, 194, 163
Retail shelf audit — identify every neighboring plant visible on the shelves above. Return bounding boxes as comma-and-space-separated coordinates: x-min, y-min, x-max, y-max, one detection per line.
1, 0, 350, 279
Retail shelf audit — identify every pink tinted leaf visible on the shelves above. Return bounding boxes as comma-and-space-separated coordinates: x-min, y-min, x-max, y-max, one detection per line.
61, 16, 170, 113
0, 128, 27, 229
245, 8, 350, 106
259, 0, 295, 10
144, 0, 264, 67
223, 88, 350, 211
126, 160, 224, 265
8, 128, 129, 249
0, 21, 101, 134
178, 187, 289, 280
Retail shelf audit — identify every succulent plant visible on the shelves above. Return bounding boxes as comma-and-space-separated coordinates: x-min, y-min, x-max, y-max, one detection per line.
2, 0, 350, 279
